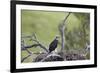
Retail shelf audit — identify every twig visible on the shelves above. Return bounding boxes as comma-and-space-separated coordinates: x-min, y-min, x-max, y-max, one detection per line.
21, 33, 49, 52
21, 44, 40, 50
21, 54, 31, 62
62, 12, 71, 26
31, 39, 49, 52
21, 49, 33, 62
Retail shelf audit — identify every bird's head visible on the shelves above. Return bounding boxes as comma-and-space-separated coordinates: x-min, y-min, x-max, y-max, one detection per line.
55, 35, 60, 40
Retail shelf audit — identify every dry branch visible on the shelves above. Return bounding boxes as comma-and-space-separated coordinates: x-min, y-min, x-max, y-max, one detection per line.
21, 33, 49, 62
58, 13, 71, 60
21, 54, 31, 62
59, 12, 71, 52
21, 33, 49, 52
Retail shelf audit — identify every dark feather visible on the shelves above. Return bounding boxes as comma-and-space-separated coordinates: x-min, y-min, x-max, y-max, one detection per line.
49, 39, 58, 53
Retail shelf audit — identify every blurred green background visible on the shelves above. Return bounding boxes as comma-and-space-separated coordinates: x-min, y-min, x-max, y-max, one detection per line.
21, 10, 90, 62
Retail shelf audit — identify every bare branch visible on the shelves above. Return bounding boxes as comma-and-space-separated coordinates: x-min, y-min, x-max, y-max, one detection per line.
62, 12, 71, 26
21, 44, 40, 50
21, 48, 33, 62
21, 54, 31, 62
30, 39, 49, 52
32, 33, 37, 40
59, 13, 71, 52
58, 13, 71, 61
21, 33, 49, 52
21, 33, 49, 62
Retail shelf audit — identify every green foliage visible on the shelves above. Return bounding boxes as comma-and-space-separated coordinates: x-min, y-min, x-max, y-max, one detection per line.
65, 13, 90, 50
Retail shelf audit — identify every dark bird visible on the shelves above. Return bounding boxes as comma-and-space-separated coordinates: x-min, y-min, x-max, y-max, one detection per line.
49, 36, 59, 53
